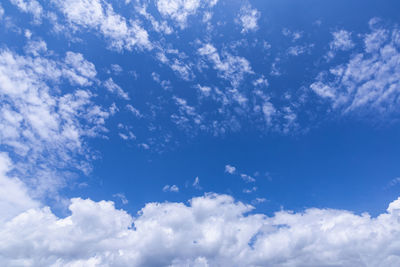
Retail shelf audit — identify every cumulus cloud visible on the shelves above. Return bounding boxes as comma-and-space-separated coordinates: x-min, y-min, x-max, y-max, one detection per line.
2, 193, 400, 266
53, 0, 152, 51
236, 4, 260, 33
311, 21, 400, 116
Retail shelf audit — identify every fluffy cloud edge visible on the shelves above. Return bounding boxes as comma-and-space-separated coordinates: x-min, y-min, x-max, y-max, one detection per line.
2, 162, 400, 267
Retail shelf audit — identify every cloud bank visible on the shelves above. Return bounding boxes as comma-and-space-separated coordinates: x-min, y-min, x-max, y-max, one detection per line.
1, 155, 400, 267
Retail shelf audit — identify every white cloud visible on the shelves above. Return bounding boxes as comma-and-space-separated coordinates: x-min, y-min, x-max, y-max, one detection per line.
110, 63, 123, 74
282, 28, 303, 42
9, 0, 43, 23
53, 0, 152, 51
193, 176, 201, 189
156, 0, 218, 28
24, 39, 47, 57
171, 96, 203, 131
0, 4, 4, 19
287, 44, 313, 56
163, 184, 179, 192
236, 4, 260, 33
388, 177, 400, 188
126, 104, 142, 118
225, 164, 236, 174
104, 78, 130, 100
311, 22, 400, 116
0, 152, 39, 223
240, 173, 256, 183
2, 193, 400, 266
0, 47, 109, 197
113, 193, 129, 205
330, 30, 355, 51
243, 186, 257, 193
198, 43, 253, 88
64, 51, 97, 86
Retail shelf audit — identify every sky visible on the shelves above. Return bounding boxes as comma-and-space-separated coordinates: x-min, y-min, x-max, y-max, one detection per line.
1, 0, 400, 266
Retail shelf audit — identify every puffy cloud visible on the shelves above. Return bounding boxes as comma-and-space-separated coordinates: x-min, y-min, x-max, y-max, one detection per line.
311, 21, 400, 116
236, 4, 260, 33
2, 193, 400, 266
53, 0, 152, 51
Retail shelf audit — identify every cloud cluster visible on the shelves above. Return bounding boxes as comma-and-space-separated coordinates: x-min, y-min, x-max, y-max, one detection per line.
156, 0, 218, 29
198, 43, 253, 88
9, 0, 43, 23
2, 188, 400, 266
0, 47, 109, 196
53, 0, 152, 51
311, 21, 400, 116
236, 4, 260, 33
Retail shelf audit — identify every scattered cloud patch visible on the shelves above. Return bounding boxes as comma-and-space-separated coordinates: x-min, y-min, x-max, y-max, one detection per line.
236, 4, 260, 33
104, 78, 130, 100
53, 0, 152, 51
311, 21, 400, 116
198, 43, 253, 88
156, 0, 218, 28
0, 48, 109, 197
163, 184, 179, 192
225, 164, 236, 174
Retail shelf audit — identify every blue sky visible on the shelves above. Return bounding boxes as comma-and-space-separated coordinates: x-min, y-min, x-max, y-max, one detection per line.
1, 0, 400, 266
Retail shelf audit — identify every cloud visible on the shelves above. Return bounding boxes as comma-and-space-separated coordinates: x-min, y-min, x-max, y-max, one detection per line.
2, 193, 400, 266
0, 4, 4, 19
198, 43, 253, 88
0, 152, 39, 223
193, 176, 201, 190
240, 174, 256, 183
225, 164, 236, 174
9, 0, 43, 23
53, 0, 152, 51
104, 78, 130, 100
287, 44, 313, 56
113, 193, 129, 205
330, 30, 355, 51
236, 4, 260, 33
163, 184, 179, 192
311, 21, 400, 116
0, 47, 109, 197
388, 177, 400, 188
156, 0, 218, 29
